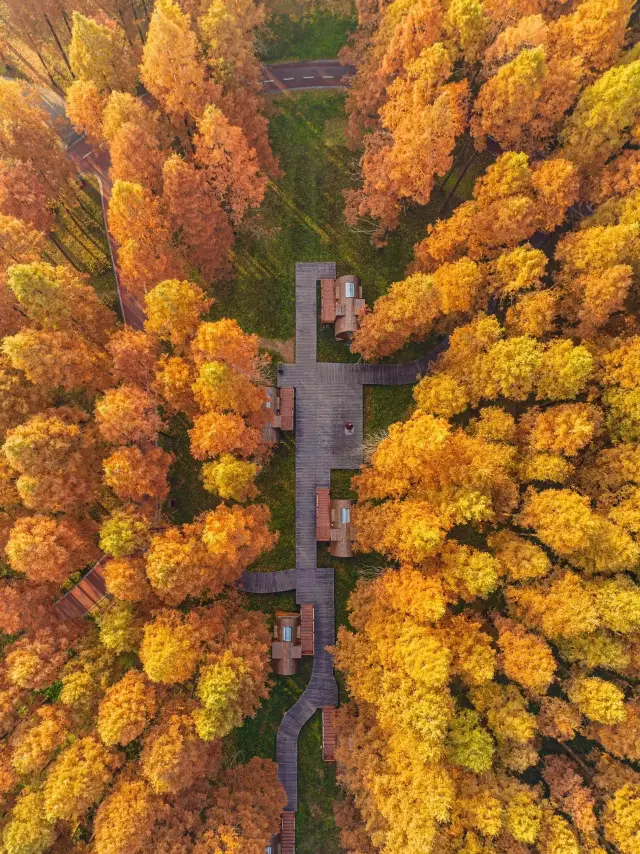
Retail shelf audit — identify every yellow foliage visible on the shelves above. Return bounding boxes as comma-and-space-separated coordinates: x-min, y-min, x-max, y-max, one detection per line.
201, 454, 259, 502
43, 736, 121, 822
568, 675, 627, 724
414, 374, 468, 419
97, 670, 157, 746
497, 622, 556, 693
487, 530, 551, 582
603, 783, 640, 854
505, 791, 542, 844
140, 610, 201, 684
2, 790, 55, 854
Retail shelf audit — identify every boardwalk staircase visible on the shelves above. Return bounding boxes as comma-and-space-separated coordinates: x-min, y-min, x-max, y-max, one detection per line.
54, 560, 107, 620
281, 811, 295, 854
316, 487, 331, 542
300, 604, 314, 655
322, 706, 337, 761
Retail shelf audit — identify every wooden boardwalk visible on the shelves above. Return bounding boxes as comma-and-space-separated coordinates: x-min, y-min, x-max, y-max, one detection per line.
272, 262, 443, 814
236, 569, 296, 593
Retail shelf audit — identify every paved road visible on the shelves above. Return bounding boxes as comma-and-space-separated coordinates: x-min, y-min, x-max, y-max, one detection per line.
262, 60, 354, 91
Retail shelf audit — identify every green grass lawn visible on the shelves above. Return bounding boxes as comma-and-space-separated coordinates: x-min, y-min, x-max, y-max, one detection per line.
214, 92, 432, 339
258, 9, 356, 63
47, 177, 119, 316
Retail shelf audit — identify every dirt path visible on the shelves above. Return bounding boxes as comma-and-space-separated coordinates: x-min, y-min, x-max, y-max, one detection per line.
259, 336, 295, 362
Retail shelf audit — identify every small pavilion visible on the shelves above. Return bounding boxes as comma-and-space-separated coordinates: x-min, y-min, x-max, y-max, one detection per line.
262, 386, 295, 444
316, 488, 355, 557
319, 274, 366, 340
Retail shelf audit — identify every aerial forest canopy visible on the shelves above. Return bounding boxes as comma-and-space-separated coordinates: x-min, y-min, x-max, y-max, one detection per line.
0, 0, 638, 852
0, 0, 289, 851
331, 1, 640, 853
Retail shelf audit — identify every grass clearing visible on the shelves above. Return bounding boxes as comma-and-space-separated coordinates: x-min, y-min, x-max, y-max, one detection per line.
259, 9, 356, 63
364, 385, 415, 437
215, 92, 491, 364
214, 92, 431, 339
47, 177, 119, 315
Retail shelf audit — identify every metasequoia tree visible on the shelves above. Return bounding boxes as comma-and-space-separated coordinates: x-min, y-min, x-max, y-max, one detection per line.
97, 670, 157, 746
6, 261, 116, 344
106, 327, 160, 388
144, 279, 212, 350
412, 152, 579, 274
65, 80, 107, 151
108, 181, 183, 299
110, 121, 167, 192
194, 105, 267, 226
345, 43, 470, 243
68, 11, 137, 93
2, 408, 102, 512
95, 384, 164, 445
162, 155, 234, 280
5, 515, 98, 584
0, 79, 75, 197
561, 59, 640, 174
0, 161, 55, 233
140, 0, 213, 130
103, 445, 172, 504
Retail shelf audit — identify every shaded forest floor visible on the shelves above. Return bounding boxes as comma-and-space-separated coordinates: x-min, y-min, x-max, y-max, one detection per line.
258, 8, 356, 63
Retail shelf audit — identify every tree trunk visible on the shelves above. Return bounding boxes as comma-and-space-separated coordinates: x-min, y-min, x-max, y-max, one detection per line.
437, 150, 478, 217
43, 12, 74, 77
117, 8, 136, 47
439, 137, 470, 193
28, 39, 64, 94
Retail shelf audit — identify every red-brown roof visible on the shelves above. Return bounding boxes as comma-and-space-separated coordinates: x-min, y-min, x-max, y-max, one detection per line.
54, 561, 107, 621
280, 387, 295, 431
320, 279, 337, 323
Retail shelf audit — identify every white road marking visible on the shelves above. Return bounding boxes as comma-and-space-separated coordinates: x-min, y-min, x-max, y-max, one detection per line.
82, 151, 92, 159
303, 75, 315, 79
322, 75, 335, 79
262, 79, 274, 84
283, 77, 295, 81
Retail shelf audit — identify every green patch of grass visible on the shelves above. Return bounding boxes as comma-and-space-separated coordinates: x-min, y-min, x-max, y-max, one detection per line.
161, 416, 217, 525
330, 469, 358, 500
297, 710, 343, 854
46, 177, 119, 315
363, 385, 415, 437
230, 655, 312, 764
214, 91, 441, 342
259, 10, 356, 63
251, 438, 296, 572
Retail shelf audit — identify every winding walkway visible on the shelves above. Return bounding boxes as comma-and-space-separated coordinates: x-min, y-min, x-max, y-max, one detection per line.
273, 264, 436, 813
